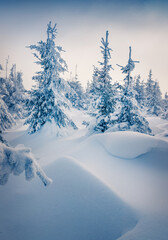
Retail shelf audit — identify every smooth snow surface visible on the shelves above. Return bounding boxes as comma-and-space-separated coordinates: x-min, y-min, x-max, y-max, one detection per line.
0, 157, 137, 240
1, 115, 168, 240
93, 131, 167, 159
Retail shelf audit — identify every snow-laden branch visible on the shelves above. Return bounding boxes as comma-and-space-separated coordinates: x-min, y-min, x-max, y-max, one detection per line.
0, 143, 52, 186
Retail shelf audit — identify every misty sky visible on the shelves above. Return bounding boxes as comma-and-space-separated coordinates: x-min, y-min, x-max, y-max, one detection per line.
0, 0, 168, 94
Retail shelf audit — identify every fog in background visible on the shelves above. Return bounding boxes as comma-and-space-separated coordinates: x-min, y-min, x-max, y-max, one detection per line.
0, 0, 168, 94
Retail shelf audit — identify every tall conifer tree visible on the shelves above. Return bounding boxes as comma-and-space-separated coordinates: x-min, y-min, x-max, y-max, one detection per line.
113, 47, 152, 134
91, 31, 116, 133
25, 22, 77, 134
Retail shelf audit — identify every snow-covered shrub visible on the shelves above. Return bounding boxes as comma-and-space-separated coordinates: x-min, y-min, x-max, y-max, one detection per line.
0, 143, 52, 186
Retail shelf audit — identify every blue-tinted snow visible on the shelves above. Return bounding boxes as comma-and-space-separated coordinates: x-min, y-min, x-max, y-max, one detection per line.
0, 157, 137, 240
1, 115, 168, 240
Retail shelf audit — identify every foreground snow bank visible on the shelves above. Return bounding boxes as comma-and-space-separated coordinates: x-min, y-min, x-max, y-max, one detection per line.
1, 117, 168, 240
0, 143, 52, 186
0, 157, 137, 240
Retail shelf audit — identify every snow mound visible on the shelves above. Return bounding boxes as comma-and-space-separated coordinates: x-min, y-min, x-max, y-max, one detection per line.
93, 131, 168, 159
71, 131, 168, 213
0, 157, 137, 240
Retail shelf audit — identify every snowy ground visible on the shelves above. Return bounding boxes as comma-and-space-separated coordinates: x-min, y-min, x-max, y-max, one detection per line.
1, 110, 168, 240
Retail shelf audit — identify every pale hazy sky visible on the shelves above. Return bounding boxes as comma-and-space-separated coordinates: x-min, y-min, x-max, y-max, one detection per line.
0, 0, 168, 94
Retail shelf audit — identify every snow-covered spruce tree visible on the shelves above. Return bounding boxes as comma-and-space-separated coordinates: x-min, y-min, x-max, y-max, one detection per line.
2, 65, 26, 119
134, 75, 145, 108
14, 71, 28, 118
0, 64, 3, 73
67, 69, 85, 109
16, 72, 25, 93
84, 80, 93, 112
10, 70, 26, 118
3, 64, 16, 111
161, 92, 168, 119
0, 77, 16, 131
0, 96, 15, 132
25, 22, 77, 134
112, 47, 152, 134
89, 31, 116, 133
150, 80, 162, 116
0, 77, 9, 97
145, 70, 155, 113
144, 70, 162, 116
85, 66, 101, 115
67, 80, 85, 109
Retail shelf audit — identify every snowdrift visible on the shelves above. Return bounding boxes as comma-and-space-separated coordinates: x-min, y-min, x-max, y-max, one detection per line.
71, 130, 168, 213
1, 117, 168, 240
89, 131, 168, 159
0, 157, 137, 240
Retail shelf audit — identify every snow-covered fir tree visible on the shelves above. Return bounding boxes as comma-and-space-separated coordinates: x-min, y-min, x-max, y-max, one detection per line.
0, 64, 3, 73
67, 80, 85, 109
134, 75, 145, 108
0, 77, 16, 131
0, 96, 15, 132
16, 72, 25, 93
112, 47, 152, 135
1, 65, 26, 119
67, 67, 85, 109
145, 70, 154, 112
150, 80, 162, 116
86, 66, 102, 115
162, 92, 168, 119
0, 77, 9, 97
11, 70, 26, 118
84, 80, 93, 112
4, 64, 16, 109
89, 31, 116, 133
144, 70, 162, 116
25, 22, 77, 134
